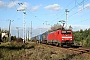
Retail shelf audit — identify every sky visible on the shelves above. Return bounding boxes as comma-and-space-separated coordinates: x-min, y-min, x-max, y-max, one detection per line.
0, 0, 90, 38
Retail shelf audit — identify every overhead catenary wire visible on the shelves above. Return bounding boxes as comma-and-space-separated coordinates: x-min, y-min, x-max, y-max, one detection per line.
68, 0, 88, 18
0, 19, 7, 21
50, 0, 75, 24
10, 1, 43, 23
17, 2, 45, 22
0, 0, 18, 22
50, 0, 89, 30
9, 0, 90, 29
66, 0, 88, 18
51, 0, 85, 21
26, 9, 45, 22
50, 0, 86, 24
68, 0, 89, 24
11, 0, 18, 19
74, 17, 90, 24
69, 8, 90, 24
16, 0, 87, 27
63, 0, 89, 26
11, 0, 17, 9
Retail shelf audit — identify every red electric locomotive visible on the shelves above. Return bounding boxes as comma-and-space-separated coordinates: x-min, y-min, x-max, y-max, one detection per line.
47, 29, 74, 47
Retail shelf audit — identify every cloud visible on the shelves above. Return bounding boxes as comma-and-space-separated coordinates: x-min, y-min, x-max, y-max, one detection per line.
84, 4, 90, 9
0, 1, 19, 9
0, 1, 5, 8
0, 1, 40, 12
30, 4, 42, 12
30, 6, 40, 12
44, 4, 61, 11
17, 2, 29, 11
7, 1, 19, 8
71, 25, 90, 31
78, 4, 90, 11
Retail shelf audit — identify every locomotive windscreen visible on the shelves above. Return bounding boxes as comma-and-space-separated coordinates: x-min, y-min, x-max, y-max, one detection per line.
62, 30, 71, 34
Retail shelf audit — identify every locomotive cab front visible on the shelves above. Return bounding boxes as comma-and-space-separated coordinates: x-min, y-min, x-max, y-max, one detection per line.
61, 30, 74, 46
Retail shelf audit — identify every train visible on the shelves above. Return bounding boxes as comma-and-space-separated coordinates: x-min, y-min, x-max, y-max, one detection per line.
31, 29, 74, 47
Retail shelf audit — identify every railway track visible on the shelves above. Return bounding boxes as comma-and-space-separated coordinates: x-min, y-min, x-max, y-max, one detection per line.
38, 43, 90, 55
67, 47, 90, 54
28, 41, 90, 56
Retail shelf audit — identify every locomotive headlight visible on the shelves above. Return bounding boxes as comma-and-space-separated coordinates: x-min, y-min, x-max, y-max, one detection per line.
70, 39, 72, 40
62, 39, 64, 40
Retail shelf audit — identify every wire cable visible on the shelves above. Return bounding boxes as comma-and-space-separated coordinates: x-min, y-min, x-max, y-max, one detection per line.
50, 0, 75, 24
75, 17, 90, 24
26, 6, 46, 23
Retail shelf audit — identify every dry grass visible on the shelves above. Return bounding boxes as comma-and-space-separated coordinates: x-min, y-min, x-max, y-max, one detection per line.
0, 42, 90, 60
0, 42, 36, 60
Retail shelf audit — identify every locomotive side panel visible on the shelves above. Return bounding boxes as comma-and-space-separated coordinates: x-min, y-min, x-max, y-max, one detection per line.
57, 30, 62, 43
47, 32, 55, 44
47, 30, 74, 46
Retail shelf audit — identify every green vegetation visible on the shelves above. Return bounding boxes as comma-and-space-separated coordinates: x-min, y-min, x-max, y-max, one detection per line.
73, 28, 90, 47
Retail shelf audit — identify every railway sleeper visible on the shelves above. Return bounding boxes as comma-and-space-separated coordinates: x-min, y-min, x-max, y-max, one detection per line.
77, 50, 89, 54
85, 49, 90, 52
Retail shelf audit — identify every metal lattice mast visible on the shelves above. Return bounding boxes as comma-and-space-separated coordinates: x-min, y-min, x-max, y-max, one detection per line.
16, 27, 20, 38
23, 10, 26, 43
17, 3, 26, 43
8, 20, 14, 41
30, 21, 32, 40
28, 27, 29, 41
65, 9, 69, 29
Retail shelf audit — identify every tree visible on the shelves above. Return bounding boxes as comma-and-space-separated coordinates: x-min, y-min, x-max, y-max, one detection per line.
50, 24, 63, 32
86, 35, 90, 47
2, 36, 7, 42
73, 28, 90, 46
69, 25, 72, 30
11, 36, 17, 41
